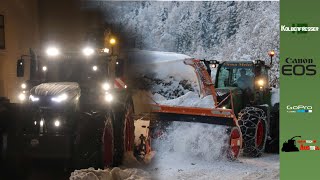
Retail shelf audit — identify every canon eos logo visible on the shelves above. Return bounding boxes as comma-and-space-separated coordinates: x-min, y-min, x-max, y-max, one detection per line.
287, 105, 313, 113
282, 58, 317, 76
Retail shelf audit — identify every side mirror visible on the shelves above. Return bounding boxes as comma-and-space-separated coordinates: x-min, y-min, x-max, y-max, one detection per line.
17, 59, 24, 77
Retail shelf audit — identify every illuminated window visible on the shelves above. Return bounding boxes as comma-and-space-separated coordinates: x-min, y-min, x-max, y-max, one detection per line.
0, 15, 4, 49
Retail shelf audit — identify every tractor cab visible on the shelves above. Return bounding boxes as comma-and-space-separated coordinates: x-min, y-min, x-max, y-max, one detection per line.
211, 60, 271, 114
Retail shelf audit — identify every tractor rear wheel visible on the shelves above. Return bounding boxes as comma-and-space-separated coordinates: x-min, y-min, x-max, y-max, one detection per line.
238, 107, 267, 157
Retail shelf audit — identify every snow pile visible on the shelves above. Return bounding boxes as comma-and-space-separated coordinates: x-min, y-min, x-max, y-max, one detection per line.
154, 92, 214, 108
271, 88, 279, 105
69, 167, 151, 180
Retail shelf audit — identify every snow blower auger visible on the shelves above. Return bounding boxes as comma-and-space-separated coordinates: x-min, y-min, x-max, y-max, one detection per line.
134, 57, 279, 160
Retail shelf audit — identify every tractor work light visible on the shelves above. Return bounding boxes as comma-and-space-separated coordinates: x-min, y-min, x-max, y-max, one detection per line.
51, 93, 68, 103
30, 95, 40, 102
105, 93, 113, 102
82, 47, 95, 56
257, 79, 265, 86
102, 83, 111, 91
92, 65, 98, 71
110, 38, 116, 45
18, 93, 26, 101
268, 50, 275, 57
40, 120, 44, 127
54, 120, 60, 127
21, 83, 27, 89
46, 47, 60, 57
103, 48, 110, 53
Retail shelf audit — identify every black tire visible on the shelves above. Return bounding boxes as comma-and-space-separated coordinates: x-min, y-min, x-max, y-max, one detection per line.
112, 98, 135, 166
265, 103, 279, 153
238, 107, 267, 157
72, 112, 105, 170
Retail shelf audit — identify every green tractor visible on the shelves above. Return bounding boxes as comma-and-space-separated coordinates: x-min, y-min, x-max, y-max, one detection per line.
208, 59, 279, 156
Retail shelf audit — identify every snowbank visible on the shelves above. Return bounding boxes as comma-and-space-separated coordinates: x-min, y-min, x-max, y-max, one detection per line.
70, 167, 151, 180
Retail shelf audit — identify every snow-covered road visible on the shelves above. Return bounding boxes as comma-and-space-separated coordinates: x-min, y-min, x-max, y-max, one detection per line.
70, 154, 279, 180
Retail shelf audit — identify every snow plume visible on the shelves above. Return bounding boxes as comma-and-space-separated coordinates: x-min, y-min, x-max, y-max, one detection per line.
153, 122, 229, 162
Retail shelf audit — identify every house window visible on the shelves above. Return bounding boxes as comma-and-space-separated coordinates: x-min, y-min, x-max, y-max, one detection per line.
0, 15, 4, 49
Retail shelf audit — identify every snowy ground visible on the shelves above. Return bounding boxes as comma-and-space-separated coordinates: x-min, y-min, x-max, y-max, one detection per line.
70, 51, 279, 180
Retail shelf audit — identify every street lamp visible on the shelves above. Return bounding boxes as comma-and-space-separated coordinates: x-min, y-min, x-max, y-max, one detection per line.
268, 50, 275, 65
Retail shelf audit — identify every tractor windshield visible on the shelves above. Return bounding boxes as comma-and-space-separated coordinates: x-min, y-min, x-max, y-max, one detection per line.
39, 56, 108, 85
217, 63, 254, 90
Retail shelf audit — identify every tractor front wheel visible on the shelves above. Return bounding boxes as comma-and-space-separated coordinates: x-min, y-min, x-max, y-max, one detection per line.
104, 98, 135, 167
238, 107, 267, 157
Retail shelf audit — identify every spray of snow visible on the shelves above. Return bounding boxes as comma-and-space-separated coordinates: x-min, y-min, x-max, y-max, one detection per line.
154, 92, 214, 108
153, 122, 229, 162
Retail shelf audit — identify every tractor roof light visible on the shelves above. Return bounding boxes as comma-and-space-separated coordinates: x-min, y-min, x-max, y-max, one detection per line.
110, 38, 116, 45
268, 50, 275, 57
82, 47, 95, 56
46, 47, 60, 57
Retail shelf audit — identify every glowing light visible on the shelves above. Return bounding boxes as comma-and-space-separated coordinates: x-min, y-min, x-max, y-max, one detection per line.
92, 65, 98, 71
54, 120, 60, 127
102, 83, 110, 91
18, 93, 26, 101
103, 48, 109, 53
105, 94, 113, 102
40, 120, 44, 127
21, 83, 27, 89
46, 47, 60, 56
82, 47, 95, 56
42, 66, 47, 72
51, 93, 68, 103
110, 38, 116, 45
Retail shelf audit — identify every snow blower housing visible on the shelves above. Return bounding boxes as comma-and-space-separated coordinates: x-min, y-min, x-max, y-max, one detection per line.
145, 58, 279, 159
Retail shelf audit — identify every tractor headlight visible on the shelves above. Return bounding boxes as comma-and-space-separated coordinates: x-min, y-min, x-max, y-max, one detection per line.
54, 120, 61, 127
51, 93, 68, 103
18, 93, 26, 101
30, 95, 40, 102
82, 47, 95, 56
257, 79, 265, 86
46, 47, 60, 57
102, 83, 111, 91
105, 93, 113, 102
